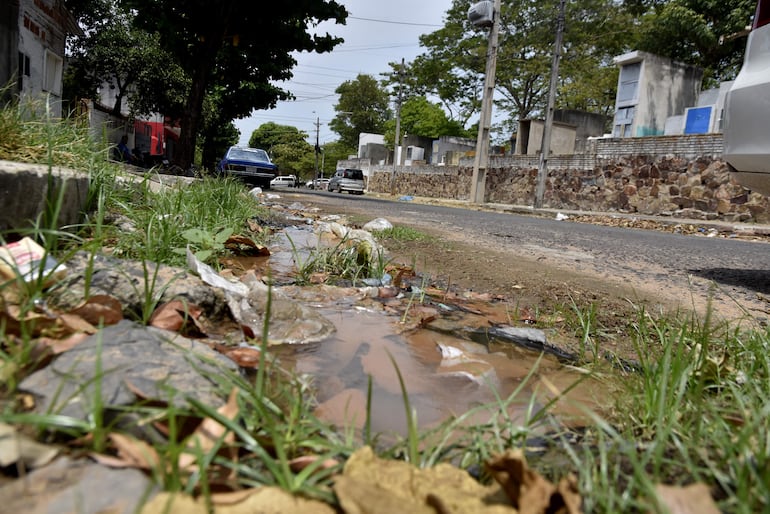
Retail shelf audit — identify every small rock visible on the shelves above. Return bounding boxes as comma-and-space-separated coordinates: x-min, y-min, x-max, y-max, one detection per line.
362, 218, 393, 232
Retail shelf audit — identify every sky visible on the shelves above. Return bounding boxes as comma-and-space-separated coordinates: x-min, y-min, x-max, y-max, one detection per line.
233, 0, 452, 147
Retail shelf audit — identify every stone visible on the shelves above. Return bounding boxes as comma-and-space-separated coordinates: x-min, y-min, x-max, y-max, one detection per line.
0, 456, 157, 514
47, 252, 230, 323
19, 320, 237, 421
228, 272, 336, 345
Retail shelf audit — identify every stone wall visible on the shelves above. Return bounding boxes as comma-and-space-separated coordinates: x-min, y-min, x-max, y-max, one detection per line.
367, 136, 770, 223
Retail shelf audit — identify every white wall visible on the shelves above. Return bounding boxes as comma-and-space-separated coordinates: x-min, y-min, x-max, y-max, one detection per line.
17, 0, 68, 117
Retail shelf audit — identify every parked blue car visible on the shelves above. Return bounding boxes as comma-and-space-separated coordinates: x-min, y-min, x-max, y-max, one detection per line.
216, 146, 278, 188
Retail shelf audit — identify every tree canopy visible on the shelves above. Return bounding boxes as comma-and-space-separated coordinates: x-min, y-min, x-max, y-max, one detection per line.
384, 97, 470, 148
329, 75, 392, 148
113, 0, 347, 168
248, 123, 314, 177
634, 0, 756, 85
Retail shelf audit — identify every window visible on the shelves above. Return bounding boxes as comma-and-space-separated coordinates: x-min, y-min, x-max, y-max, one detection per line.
618, 62, 640, 103
43, 50, 63, 95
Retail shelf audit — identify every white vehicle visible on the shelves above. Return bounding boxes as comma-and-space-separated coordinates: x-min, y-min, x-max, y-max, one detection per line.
723, 0, 770, 195
269, 175, 296, 188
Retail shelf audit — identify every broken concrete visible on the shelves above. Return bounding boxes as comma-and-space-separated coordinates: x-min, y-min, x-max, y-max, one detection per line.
0, 160, 89, 234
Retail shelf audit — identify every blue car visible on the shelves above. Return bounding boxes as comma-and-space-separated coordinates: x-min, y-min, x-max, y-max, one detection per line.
216, 146, 278, 188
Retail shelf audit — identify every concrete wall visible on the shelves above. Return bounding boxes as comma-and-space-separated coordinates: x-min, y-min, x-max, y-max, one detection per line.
516, 120, 577, 155
639, 54, 702, 136
366, 134, 770, 223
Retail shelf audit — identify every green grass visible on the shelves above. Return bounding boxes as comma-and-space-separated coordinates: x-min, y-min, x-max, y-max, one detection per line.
373, 226, 432, 243
2, 101, 770, 512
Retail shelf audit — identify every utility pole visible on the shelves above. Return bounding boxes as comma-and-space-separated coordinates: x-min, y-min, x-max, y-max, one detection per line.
534, 0, 566, 208
314, 116, 320, 182
391, 58, 405, 195
470, 0, 502, 204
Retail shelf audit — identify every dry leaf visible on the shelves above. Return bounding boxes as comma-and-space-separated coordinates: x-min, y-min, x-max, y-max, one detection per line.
109, 432, 161, 470
149, 300, 206, 336
220, 346, 262, 368
651, 483, 720, 514
142, 487, 336, 514
334, 446, 513, 514
288, 455, 339, 473
309, 272, 329, 284
58, 313, 98, 334
70, 294, 123, 326
486, 449, 581, 514
178, 388, 239, 470
35, 332, 90, 354
224, 234, 270, 256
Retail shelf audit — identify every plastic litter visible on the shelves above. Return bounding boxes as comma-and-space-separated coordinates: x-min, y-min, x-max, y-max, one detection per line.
0, 237, 67, 287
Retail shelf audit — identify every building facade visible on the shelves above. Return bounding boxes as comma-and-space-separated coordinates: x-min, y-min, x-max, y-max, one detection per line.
613, 51, 703, 138
1, 0, 80, 117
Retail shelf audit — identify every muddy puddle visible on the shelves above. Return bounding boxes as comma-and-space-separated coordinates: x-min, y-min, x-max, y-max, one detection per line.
271, 295, 612, 438
224, 223, 616, 438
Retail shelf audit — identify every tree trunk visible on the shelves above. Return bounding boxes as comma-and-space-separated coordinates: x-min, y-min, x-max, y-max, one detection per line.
175, 3, 235, 170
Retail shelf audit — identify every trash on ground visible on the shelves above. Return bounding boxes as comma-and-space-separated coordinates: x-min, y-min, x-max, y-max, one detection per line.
0, 237, 67, 286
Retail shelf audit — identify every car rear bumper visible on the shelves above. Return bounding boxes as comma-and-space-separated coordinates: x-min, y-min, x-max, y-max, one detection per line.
724, 27, 770, 188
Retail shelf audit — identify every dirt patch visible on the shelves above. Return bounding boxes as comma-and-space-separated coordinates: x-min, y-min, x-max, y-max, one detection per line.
379, 227, 661, 361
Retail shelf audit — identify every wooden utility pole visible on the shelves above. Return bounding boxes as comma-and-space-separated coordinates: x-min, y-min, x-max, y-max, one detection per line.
470, 0, 501, 204
534, 0, 566, 208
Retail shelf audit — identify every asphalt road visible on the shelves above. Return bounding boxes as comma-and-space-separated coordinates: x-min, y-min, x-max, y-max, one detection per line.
278, 188, 770, 320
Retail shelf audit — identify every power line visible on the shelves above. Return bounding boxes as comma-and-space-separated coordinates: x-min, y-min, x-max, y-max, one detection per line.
348, 15, 441, 27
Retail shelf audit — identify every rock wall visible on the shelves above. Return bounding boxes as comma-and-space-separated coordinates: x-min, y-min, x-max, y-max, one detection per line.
368, 154, 770, 224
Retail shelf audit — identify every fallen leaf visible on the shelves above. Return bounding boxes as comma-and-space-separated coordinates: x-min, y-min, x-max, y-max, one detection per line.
142, 487, 336, 514
70, 294, 123, 326
35, 332, 90, 354
149, 300, 206, 336
109, 432, 161, 470
334, 446, 513, 514
650, 483, 720, 514
288, 454, 339, 473
224, 234, 270, 256
310, 272, 329, 284
178, 388, 240, 470
219, 346, 262, 368
486, 449, 581, 514
58, 313, 98, 334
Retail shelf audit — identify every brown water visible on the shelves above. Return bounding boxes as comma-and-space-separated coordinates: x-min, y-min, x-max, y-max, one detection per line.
225, 224, 614, 438
270, 293, 611, 438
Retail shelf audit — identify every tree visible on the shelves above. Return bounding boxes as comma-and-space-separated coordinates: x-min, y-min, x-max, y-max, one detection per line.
634, 0, 756, 85
319, 140, 354, 177
383, 97, 470, 147
122, 0, 347, 169
329, 75, 392, 148
397, 0, 630, 138
248, 123, 314, 176
64, 1, 188, 118
248, 122, 309, 150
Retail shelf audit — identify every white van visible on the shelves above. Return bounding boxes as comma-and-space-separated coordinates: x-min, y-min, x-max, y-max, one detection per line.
270, 175, 296, 188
